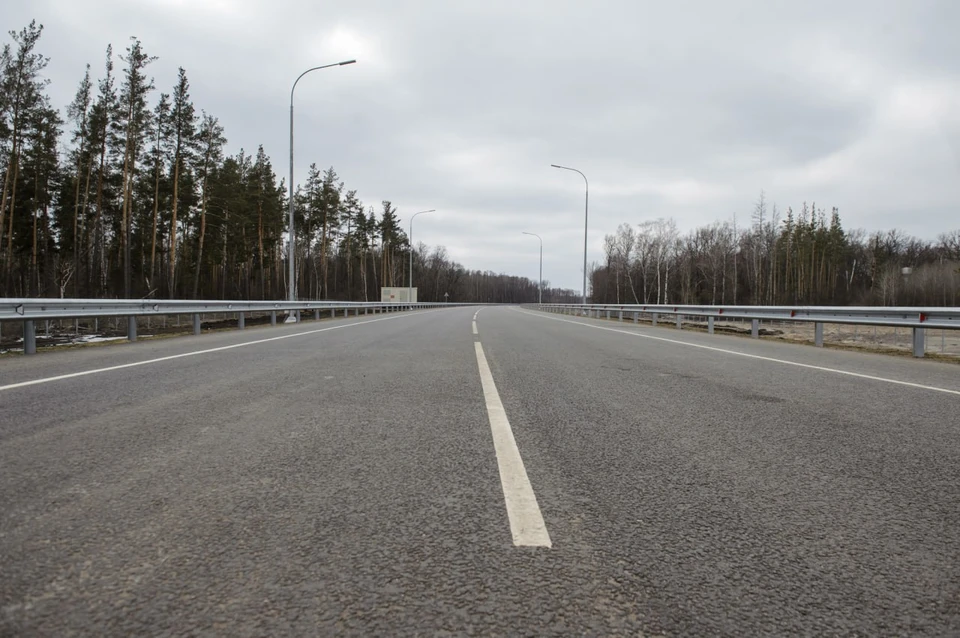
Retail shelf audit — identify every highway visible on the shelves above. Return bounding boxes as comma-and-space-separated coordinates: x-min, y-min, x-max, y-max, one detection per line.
2, 305, 959, 636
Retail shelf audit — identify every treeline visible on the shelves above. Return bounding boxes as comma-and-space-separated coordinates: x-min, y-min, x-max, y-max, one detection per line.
0, 21, 569, 303
593, 192, 960, 307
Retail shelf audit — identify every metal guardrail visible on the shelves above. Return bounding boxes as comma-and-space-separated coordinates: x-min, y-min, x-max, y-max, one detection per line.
0, 298, 471, 355
528, 303, 960, 358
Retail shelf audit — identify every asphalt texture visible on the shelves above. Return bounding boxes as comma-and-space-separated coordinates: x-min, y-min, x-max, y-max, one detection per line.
2, 305, 959, 636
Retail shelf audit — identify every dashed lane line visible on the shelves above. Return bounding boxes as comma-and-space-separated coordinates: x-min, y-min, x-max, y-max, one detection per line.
474, 341, 551, 547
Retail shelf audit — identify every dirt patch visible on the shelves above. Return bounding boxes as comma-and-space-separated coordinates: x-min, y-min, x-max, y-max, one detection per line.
592, 314, 960, 361
0, 312, 307, 355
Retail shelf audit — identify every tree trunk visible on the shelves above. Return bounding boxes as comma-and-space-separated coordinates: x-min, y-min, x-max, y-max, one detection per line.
119, 103, 133, 298
149, 153, 162, 291
192, 185, 207, 299
320, 216, 329, 299
5, 155, 21, 260
72, 147, 86, 297
0, 164, 10, 259
92, 137, 107, 295
169, 158, 181, 297
258, 200, 265, 298
32, 171, 39, 296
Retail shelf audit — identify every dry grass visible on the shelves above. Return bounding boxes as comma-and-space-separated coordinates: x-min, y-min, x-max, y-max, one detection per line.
588, 312, 960, 363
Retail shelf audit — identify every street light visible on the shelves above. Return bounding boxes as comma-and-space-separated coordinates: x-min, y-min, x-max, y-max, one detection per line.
409, 209, 435, 304
522, 232, 543, 305
550, 164, 589, 304
288, 59, 356, 310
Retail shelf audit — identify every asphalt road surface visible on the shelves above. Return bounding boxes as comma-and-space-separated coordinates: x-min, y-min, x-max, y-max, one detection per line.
2, 306, 959, 636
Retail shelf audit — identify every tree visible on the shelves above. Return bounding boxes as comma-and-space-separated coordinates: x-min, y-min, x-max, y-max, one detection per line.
115, 37, 155, 297
22, 101, 61, 295
0, 20, 49, 285
87, 45, 117, 296
191, 112, 224, 298
146, 91, 171, 293
318, 167, 341, 298
63, 64, 93, 296
167, 67, 196, 296
379, 201, 402, 288
939, 230, 960, 262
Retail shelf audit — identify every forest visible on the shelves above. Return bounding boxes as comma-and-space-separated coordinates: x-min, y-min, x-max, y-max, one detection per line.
0, 21, 570, 304
591, 193, 959, 307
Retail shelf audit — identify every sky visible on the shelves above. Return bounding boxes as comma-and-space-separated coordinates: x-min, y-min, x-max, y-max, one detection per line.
7, 0, 960, 291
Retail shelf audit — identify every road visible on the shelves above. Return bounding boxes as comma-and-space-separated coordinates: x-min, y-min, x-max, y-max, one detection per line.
2, 306, 959, 636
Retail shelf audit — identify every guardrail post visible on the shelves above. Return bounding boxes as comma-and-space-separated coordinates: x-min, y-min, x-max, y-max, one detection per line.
606, 310, 611, 320
238, 312, 245, 329
618, 310, 623, 322
751, 319, 759, 339
652, 312, 658, 326
314, 309, 320, 321
270, 311, 277, 326
193, 314, 202, 335
912, 327, 925, 358
23, 320, 36, 355
364, 308, 368, 315
676, 314, 682, 330
633, 311, 638, 324
296, 310, 301, 322
708, 316, 714, 334
815, 322, 823, 347
343, 309, 348, 317
127, 316, 137, 342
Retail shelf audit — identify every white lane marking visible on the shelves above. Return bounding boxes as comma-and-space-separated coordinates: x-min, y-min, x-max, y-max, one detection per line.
0, 312, 432, 393
472, 321, 479, 335
515, 309, 960, 397
474, 341, 551, 547
473, 310, 480, 321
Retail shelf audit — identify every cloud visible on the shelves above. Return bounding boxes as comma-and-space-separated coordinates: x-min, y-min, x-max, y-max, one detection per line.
7, 0, 960, 290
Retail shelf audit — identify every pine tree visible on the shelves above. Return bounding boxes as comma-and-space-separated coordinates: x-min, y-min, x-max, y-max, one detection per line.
379, 201, 401, 287
192, 112, 224, 298
340, 189, 362, 297
248, 144, 281, 299
0, 20, 49, 287
318, 167, 342, 298
301, 163, 322, 298
64, 63, 93, 296
24, 103, 61, 295
115, 37, 155, 297
168, 67, 197, 296
147, 92, 171, 293
88, 45, 116, 295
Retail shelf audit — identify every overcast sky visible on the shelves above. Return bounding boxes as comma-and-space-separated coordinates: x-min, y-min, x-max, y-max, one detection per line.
8, 0, 960, 290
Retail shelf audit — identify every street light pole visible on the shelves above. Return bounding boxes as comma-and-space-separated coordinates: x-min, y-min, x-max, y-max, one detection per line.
288, 59, 356, 309
522, 232, 542, 305
408, 209, 435, 304
550, 164, 589, 304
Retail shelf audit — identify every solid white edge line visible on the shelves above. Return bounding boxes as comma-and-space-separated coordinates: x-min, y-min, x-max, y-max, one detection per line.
472, 321, 478, 335
1, 311, 435, 392
474, 341, 551, 548
514, 308, 960, 397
